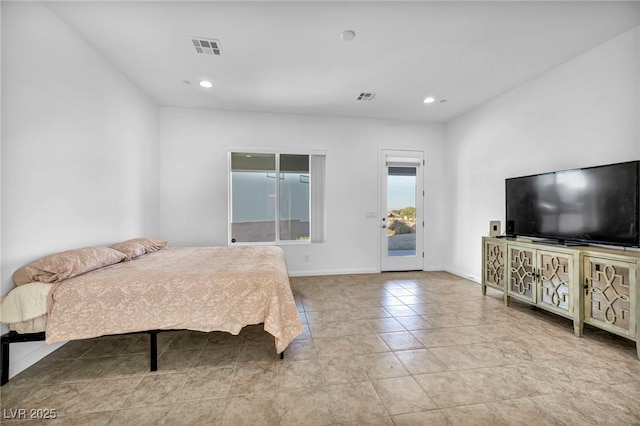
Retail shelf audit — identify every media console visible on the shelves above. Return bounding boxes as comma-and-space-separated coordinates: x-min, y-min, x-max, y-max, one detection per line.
482, 236, 640, 359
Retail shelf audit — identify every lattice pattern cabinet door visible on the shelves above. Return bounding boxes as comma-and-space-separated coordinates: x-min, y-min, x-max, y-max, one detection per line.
537, 250, 573, 316
584, 256, 636, 339
507, 244, 536, 304
482, 237, 506, 297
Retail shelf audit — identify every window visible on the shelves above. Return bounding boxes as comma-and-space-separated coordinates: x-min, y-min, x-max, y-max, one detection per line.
230, 152, 325, 244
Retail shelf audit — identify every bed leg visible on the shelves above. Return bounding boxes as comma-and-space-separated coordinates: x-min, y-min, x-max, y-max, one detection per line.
0, 331, 46, 386
149, 331, 158, 372
1, 333, 10, 386
280, 351, 284, 360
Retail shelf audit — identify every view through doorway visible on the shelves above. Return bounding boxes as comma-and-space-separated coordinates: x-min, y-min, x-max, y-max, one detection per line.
380, 149, 424, 271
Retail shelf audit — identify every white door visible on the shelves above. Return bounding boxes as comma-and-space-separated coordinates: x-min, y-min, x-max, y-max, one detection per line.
380, 150, 424, 271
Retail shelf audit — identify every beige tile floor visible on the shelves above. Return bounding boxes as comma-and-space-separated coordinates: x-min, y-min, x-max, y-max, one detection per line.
2, 271, 639, 425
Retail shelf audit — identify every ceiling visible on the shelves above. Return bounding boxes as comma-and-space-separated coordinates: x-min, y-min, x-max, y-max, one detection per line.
46, 1, 639, 123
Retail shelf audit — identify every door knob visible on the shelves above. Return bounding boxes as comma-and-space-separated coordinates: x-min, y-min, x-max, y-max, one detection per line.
382, 225, 387, 229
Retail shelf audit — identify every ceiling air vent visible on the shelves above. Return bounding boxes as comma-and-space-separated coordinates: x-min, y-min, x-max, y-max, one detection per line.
357, 92, 376, 101
191, 38, 221, 55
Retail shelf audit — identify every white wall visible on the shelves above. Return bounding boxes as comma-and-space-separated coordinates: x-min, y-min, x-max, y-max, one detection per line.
158, 108, 447, 275
445, 27, 640, 281
1, 2, 159, 377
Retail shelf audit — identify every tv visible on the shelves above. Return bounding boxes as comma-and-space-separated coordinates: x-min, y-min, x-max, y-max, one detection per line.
505, 160, 640, 248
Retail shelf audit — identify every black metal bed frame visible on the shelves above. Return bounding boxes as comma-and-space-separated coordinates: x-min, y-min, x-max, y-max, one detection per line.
1, 329, 283, 386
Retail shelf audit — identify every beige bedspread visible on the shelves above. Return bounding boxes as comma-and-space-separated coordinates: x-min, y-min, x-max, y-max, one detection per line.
46, 246, 303, 353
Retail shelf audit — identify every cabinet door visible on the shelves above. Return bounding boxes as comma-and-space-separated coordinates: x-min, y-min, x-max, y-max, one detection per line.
584, 256, 633, 337
483, 239, 506, 291
538, 250, 572, 315
507, 245, 536, 303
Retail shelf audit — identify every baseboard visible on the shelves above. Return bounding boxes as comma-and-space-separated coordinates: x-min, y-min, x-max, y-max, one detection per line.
443, 267, 481, 284
423, 265, 447, 272
289, 266, 475, 278
288, 267, 380, 277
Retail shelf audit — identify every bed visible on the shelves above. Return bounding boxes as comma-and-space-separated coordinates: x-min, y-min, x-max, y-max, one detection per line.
0, 240, 303, 385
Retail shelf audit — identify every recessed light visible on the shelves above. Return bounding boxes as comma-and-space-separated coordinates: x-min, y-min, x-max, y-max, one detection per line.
199, 80, 213, 88
423, 96, 436, 104
340, 30, 356, 41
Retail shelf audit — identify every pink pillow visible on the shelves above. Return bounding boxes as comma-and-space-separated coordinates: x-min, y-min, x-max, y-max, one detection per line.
13, 247, 126, 285
110, 237, 168, 261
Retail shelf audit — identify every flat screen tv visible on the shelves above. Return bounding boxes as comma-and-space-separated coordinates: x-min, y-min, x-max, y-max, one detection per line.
505, 160, 640, 247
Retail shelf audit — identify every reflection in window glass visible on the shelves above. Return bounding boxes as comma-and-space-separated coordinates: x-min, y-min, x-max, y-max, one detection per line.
231, 153, 276, 242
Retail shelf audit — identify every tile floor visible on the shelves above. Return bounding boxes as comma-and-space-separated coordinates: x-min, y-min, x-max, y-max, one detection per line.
1, 271, 639, 425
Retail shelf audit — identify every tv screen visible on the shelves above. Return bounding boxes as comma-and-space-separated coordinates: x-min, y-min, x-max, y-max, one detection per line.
506, 160, 640, 247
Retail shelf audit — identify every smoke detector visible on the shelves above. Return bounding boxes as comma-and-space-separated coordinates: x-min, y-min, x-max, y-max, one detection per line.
341, 30, 356, 41
191, 37, 221, 55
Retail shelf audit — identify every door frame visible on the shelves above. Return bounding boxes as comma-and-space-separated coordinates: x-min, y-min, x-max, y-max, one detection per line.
379, 149, 425, 272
